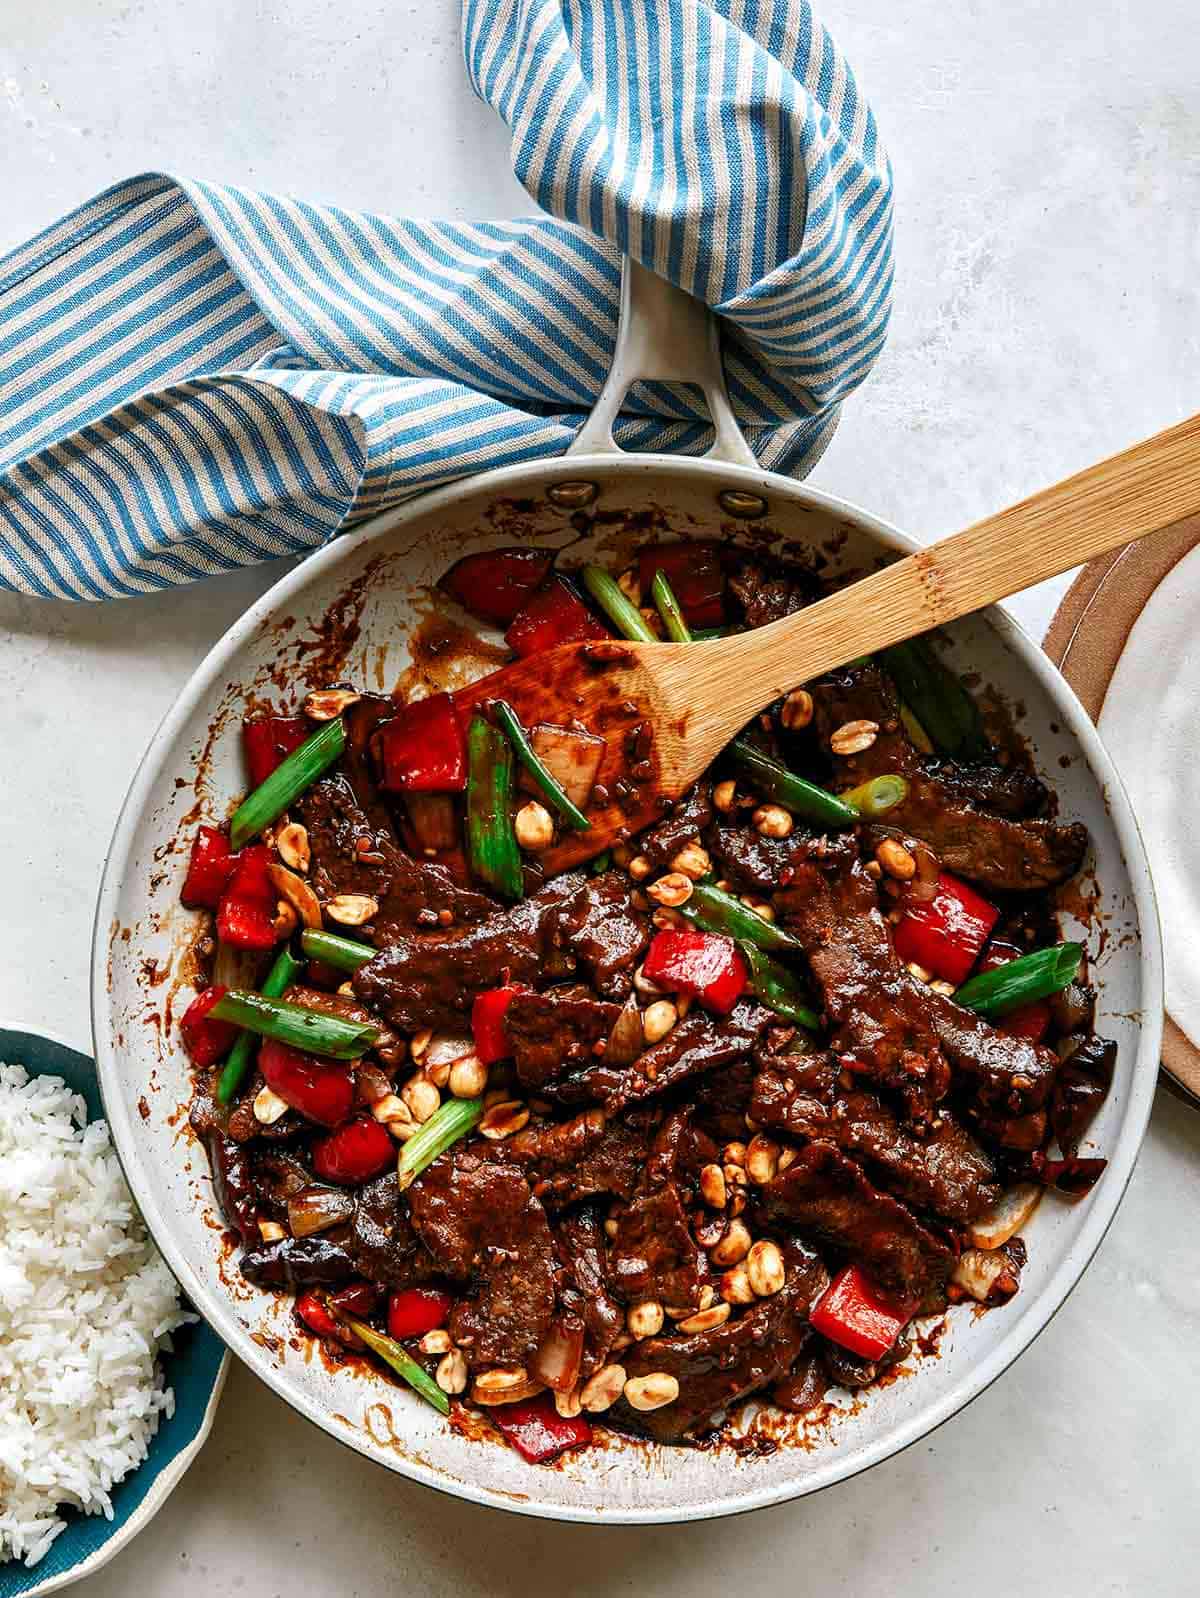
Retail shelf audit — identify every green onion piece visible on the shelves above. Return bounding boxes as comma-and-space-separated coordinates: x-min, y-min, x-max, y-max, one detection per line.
465, 716, 524, 900
880, 638, 989, 760
343, 1316, 450, 1415
492, 700, 590, 833
953, 943, 1084, 1018
216, 946, 304, 1105
729, 737, 860, 829
898, 702, 934, 754
581, 564, 658, 643
738, 942, 819, 1029
230, 719, 347, 850
300, 928, 374, 973
683, 879, 802, 955
837, 773, 909, 819
650, 570, 693, 644
590, 850, 612, 874
691, 626, 728, 640
208, 990, 378, 1059
397, 1096, 484, 1190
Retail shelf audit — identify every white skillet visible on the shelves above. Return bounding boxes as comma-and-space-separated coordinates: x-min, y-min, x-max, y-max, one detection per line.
91, 263, 1163, 1523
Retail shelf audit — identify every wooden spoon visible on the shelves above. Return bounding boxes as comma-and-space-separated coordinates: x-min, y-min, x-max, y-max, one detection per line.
458, 411, 1200, 872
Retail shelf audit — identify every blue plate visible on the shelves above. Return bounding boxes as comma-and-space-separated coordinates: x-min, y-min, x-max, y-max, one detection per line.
0, 1025, 227, 1597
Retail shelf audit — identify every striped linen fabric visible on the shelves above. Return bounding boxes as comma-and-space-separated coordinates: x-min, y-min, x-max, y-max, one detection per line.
0, 0, 892, 601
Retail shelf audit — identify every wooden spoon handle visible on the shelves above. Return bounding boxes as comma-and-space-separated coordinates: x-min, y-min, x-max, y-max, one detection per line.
710, 409, 1200, 714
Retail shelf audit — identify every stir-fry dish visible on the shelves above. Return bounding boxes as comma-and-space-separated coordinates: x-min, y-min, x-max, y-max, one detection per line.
180, 540, 1116, 1466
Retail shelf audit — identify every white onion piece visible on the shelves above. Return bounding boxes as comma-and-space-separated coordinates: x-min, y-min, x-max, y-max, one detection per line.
425, 1033, 475, 1070
287, 1185, 354, 1238
530, 1320, 584, 1393
525, 723, 605, 809
966, 1182, 1041, 1250
951, 1247, 1012, 1303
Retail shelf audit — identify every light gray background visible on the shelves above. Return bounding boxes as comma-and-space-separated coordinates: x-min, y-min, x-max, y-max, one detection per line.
2, 2, 1197, 1592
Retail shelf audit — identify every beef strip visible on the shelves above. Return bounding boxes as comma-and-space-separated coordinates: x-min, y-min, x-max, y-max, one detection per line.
925, 989, 1059, 1117
239, 1235, 356, 1290
776, 839, 951, 1120
728, 556, 820, 630
690, 1056, 758, 1143
637, 785, 715, 867
352, 872, 583, 1031
301, 772, 494, 943
282, 981, 406, 1068
353, 870, 646, 1031
551, 871, 650, 998
540, 1001, 773, 1112
611, 1243, 826, 1442
556, 1204, 624, 1375
205, 1128, 258, 1241
608, 1182, 707, 1309
509, 1109, 653, 1210
708, 822, 797, 895
752, 1053, 999, 1223
502, 988, 623, 1091
1051, 1035, 1116, 1154
406, 1147, 556, 1365
811, 662, 1087, 891
756, 1142, 952, 1306
350, 1171, 439, 1288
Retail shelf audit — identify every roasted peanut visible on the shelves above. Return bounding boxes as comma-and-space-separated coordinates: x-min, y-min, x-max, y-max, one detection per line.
623, 1373, 679, 1412
830, 718, 879, 757
746, 1239, 786, 1297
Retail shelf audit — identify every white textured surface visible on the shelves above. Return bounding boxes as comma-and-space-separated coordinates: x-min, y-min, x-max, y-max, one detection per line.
1, 0, 1198, 1590
1100, 545, 1200, 1043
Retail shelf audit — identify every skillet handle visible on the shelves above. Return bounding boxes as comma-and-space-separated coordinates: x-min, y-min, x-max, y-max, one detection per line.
567, 258, 759, 471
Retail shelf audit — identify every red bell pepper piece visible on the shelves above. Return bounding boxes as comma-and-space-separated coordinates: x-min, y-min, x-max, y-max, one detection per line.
242, 715, 310, 788
216, 843, 279, 950
637, 541, 726, 627
440, 547, 555, 627
642, 929, 748, 1015
504, 575, 608, 658
295, 1291, 363, 1349
311, 1115, 395, 1185
486, 1390, 593, 1464
387, 1287, 454, 1341
471, 983, 528, 1064
179, 985, 239, 1068
259, 1038, 355, 1128
974, 941, 1052, 1042
892, 871, 999, 986
180, 825, 236, 909
329, 1281, 381, 1318
810, 1264, 911, 1361
377, 693, 467, 793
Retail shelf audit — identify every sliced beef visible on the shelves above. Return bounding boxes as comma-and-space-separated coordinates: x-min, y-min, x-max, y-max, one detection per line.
512, 1110, 653, 1211
751, 1054, 1000, 1223
608, 1182, 706, 1309
926, 990, 1059, 1116
352, 872, 583, 1031
205, 1128, 258, 1241
239, 1234, 356, 1290
757, 1142, 952, 1306
691, 1055, 758, 1143
542, 1001, 773, 1113
776, 839, 951, 1120
300, 772, 494, 942
637, 785, 714, 867
225, 1078, 302, 1143
728, 555, 820, 630
556, 1203, 624, 1375
282, 981, 406, 1068
552, 871, 650, 998
350, 1171, 439, 1288
406, 1147, 556, 1365
647, 1107, 719, 1188
811, 662, 1087, 891
1051, 1035, 1116, 1155
709, 821, 796, 894
249, 1149, 312, 1218
611, 1245, 825, 1442
503, 988, 622, 1091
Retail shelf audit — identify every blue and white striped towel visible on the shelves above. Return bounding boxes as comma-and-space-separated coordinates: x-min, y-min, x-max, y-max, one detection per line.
0, 0, 892, 601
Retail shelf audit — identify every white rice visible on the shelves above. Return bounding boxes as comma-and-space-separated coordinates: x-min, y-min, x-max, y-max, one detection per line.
0, 1063, 194, 1568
